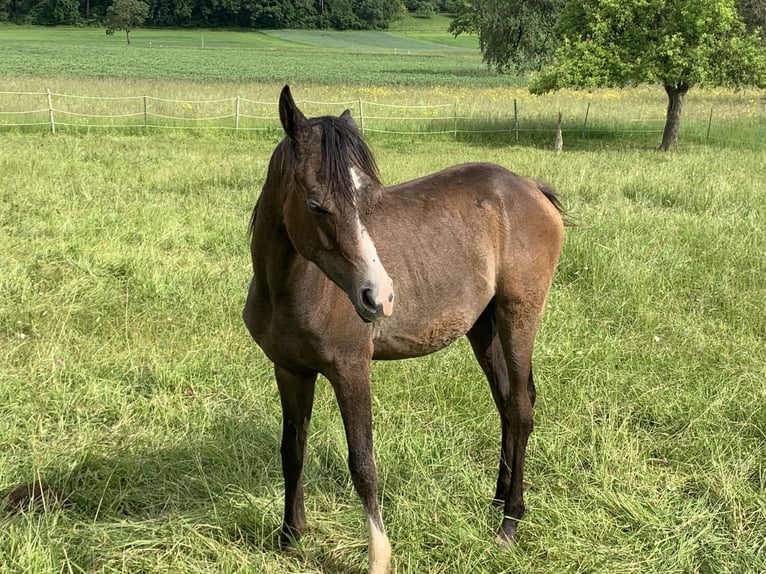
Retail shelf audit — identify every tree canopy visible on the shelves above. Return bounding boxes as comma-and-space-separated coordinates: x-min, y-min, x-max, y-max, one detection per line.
1, 0, 404, 29
105, 0, 149, 43
529, 0, 766, 149
449, 0, 564, 73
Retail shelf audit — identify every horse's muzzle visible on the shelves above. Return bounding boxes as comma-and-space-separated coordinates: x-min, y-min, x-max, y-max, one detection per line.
355, 278, 394, 323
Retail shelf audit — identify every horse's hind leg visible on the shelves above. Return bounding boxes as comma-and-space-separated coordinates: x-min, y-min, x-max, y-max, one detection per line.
492, 294, 544, 546
275, 365, 317, 547
467, 306, 514, 506
469, 297, 542, 546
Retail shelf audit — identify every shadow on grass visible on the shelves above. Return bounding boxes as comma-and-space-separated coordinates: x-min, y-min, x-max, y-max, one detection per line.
1, 411, 373, 573
2, 413, 276, 528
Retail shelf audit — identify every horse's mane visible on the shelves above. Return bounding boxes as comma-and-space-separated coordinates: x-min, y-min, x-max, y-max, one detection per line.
313, 115, 381, 205
250, 115, 380, 232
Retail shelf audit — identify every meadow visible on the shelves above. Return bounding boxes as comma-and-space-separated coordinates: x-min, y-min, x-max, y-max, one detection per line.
1, 22, 765, 574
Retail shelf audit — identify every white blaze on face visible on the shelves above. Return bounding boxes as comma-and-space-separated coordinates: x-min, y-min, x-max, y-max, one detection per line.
349, 166, 394, 317
350, 166, 365, 197
354, 215, 394, 317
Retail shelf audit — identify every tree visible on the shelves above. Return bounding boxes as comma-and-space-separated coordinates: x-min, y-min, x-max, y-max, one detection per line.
354, 0, 400, 29
449, 0, 564, 73
104, 0, 149, 44
530, 0, 766, 150
27, 0, 80, 24
738, 0, 766, 35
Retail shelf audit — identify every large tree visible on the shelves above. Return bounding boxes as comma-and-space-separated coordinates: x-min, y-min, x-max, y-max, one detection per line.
449, 0, 564, 73
530, 0, 766, 150
104, 0, 149, 44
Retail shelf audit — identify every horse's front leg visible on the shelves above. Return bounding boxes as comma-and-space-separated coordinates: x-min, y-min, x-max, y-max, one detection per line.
274, 365, 317, 547
328, 363, 391, 574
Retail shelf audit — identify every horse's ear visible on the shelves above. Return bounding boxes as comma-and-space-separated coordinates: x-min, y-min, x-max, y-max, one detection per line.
340, 109, 358, 131
279, 85, 310, 142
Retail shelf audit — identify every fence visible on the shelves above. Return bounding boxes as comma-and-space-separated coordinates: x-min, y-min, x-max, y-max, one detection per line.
1, 89, 764, 148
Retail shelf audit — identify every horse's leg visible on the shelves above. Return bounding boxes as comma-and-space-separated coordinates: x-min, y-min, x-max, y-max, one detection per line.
328, 364, 391, 574
274, 365, 317, 547
466, 305, 513, 506
491, 296, 543, 547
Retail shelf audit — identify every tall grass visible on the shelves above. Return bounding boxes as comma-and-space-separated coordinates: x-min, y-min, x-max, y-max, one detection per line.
1, 123, 764, 573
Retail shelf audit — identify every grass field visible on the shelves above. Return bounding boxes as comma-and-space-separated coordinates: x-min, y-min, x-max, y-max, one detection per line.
1, 21, 765, 574
0, 19, 494, 87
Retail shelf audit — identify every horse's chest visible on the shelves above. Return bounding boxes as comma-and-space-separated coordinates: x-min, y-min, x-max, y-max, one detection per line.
244, 281, 369, 370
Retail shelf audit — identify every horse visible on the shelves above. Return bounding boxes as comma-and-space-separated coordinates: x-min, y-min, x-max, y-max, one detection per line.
243, 85, 565, 574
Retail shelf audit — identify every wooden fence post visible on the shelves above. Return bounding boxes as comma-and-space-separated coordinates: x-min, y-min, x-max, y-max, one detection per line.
358, 98, 364, 136
706, 107, 713, 143
582, 102, 590, 138
454, 101, 457, 139
46, 89, 55, 134
513, 99, 518, 142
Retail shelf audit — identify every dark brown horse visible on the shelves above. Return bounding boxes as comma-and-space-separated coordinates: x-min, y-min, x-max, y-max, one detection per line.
243, 86, 565, 574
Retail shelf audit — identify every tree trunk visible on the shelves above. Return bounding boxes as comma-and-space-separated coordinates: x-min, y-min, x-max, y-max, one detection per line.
659, 82, 689, 151
125, 29, 131, 45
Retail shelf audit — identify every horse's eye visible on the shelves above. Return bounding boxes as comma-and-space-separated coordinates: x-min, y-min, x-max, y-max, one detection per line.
307, 199, 330, 216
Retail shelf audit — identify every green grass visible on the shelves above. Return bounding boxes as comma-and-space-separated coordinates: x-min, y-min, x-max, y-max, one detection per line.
259, 29, 471, 52
0, 24, 493, 87
1, 125, 765, 573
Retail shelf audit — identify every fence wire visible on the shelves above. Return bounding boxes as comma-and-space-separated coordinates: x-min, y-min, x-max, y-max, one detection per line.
0, 90, 763, 148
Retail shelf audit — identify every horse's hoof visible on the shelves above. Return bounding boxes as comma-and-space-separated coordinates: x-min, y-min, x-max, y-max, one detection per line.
279, 525, 303, 549
495, 521, 518, 550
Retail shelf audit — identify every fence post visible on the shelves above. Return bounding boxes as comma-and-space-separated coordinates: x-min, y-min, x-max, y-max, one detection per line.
513, 99, 518, 142
454, 101, 457, 139
358, 98, 364, 136
582, 102, 590, 138
235, 96, 240, 130
143, 95, 148, 129
46, 88, 55, 134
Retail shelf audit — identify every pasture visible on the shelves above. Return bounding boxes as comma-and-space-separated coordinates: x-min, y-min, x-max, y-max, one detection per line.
1, 24, 765, 574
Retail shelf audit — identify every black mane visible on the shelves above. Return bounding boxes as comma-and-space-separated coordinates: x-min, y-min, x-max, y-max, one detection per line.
312, 115, 381, 205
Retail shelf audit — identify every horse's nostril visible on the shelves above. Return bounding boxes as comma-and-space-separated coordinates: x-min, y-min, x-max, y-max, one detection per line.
361, 288, 377, 311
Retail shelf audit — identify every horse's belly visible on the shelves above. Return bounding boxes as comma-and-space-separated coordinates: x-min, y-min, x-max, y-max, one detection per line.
371, 308, 478, 360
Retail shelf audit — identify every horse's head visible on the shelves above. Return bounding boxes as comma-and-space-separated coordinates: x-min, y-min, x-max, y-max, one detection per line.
277, 85, 394, 323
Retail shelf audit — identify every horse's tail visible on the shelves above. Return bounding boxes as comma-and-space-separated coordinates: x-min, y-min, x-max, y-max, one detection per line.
537, 180, 576, 227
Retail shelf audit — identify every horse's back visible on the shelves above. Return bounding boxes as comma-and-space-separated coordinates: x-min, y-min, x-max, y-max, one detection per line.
383, 162, 563, 274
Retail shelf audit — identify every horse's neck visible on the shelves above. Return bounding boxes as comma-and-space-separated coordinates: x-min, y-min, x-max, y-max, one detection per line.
250, 183, 298, 289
